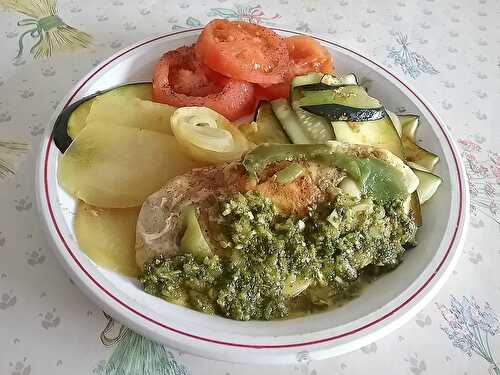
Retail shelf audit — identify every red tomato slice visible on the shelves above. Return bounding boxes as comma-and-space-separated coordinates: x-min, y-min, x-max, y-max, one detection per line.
195, 19, 289, 85
285, 35, 334, 77
255, 79, 291, 101
257, 36, 335, 100
152, 45, 256, 121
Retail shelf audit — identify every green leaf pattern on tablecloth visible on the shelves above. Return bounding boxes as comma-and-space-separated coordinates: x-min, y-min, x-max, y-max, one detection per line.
0, 1, 499, 374
0, 0, 93, 60
97, 313, 189, 375
387, 32, 439, 79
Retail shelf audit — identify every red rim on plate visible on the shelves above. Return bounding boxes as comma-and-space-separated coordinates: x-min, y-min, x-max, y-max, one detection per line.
43, 28, 465, 349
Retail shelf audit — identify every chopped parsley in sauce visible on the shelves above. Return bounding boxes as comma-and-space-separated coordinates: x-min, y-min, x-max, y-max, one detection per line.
139, 191, 417, 321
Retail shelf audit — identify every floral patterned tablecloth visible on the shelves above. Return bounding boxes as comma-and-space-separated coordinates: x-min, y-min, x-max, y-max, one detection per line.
1, 1, 499, 374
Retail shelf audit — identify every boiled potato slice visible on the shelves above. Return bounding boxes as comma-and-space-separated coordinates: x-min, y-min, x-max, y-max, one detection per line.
67, 100, 93, 139
68, 83, 153, 139
86, 96, 175, 135
58, 121, 202, 208
75, 201, 140, 277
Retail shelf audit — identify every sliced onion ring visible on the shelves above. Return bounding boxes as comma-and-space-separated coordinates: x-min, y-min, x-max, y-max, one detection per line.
170, 107, 249, 164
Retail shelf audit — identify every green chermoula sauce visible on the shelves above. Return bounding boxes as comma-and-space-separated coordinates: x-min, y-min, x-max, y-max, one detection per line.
139, 191, 417, 321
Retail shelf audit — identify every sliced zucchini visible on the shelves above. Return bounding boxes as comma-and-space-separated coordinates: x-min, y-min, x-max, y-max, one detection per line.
291, 101, 335, 143
239, 101, 290, 144
290, 72, 325, 88
395, 114, 438, 171
289, 74, 336, 143
322, 73, 358, 86
52, 82, 152, 153
331, 114, 404, 158
386, 110, 402, 137
410, 192, 422, 226
271, 98, 313, 144
298, 85, 382, 108
403, 192, 422, 227
402, 137, 440, 171
295, 73, 358, 91
398, 114, 419, 142
406, 161, 430, 172
303, 104, 385, 123
412, 168, 442, 204
299, 85, 384, 122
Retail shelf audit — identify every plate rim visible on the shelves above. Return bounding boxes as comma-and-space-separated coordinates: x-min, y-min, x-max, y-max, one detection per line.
36, 27, 469, 355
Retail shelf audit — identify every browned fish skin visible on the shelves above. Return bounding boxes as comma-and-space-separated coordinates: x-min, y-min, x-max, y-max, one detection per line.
135, 160, 344, 269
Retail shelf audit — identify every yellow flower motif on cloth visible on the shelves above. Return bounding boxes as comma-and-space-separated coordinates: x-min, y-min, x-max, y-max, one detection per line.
0, 0, 92, 59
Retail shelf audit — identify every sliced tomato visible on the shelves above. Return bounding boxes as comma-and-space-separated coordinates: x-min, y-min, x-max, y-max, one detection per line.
152, 45, 256, 121
257, 36, 335, 100
195, 19, 289, 85
255, 78, 291, 100
285, 35, 334, 77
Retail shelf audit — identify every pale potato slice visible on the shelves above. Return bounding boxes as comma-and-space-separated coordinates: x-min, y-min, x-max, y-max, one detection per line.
68, 83, 153, 139
67, 100, 93, 139
58, 121, 202, 208
86, 96, 176, 134
75, 201, 140, 277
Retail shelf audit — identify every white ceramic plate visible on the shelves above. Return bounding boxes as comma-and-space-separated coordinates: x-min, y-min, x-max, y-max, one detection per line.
36, 28, 469, 364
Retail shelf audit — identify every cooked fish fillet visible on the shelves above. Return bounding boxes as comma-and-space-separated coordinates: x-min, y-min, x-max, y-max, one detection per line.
135, 160, 344, 269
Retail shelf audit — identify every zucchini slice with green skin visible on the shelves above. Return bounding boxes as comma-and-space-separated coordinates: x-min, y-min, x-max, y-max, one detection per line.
395, 114, 438, 171
331, 114, 404, 158
402, 191, 422, 227
291, 72, 358, 89
298, 85, 385, 122
290, 72, 325, 88
271, 95, 334, 144
290, 97, 335, 143
298, 85, 382, 108
411, 167, 442, 204
321, 73, 358, 86
398, 114, 419, 142
297, 83, 356, 91
406, 161, 429, 172
240, 101, 290, 144
387, 110, 402, 137
296, 73, 358, 91
52, 82, 152, 153
303, 104, 385, 123
409, 192, 422, 227
402, 137, 440, 171
271, 98, 312, 144
289, 73, 336, 143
